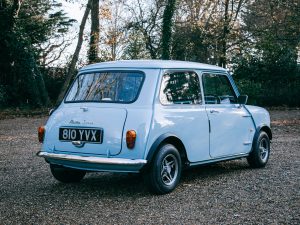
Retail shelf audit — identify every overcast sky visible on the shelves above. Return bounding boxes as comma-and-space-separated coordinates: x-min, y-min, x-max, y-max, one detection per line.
60, 1, 84, 22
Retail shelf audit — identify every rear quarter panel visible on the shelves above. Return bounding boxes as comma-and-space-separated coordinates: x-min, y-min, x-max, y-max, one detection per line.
120, 107, 153, 159
118, 68, 160, 159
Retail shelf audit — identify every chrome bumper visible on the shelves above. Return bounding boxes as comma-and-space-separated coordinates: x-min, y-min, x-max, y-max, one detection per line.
37, 151, 147, 172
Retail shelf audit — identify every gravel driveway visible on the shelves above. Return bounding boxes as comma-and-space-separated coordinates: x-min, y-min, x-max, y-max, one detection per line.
0, 110, 299, 224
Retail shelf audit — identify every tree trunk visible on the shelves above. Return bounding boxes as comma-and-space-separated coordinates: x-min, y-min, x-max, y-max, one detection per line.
56, 0, 92, 105
161, 0, 177, 60
88, 0, 100, 63
219, 0, 229, 68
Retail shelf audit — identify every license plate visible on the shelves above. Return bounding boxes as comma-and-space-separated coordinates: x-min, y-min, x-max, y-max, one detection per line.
59, 127, 103, 143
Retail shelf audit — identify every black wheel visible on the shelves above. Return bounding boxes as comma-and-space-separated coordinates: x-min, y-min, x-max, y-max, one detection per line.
144, 144, 182, 194
247, 131, 270, 168
50, 164, 86, 183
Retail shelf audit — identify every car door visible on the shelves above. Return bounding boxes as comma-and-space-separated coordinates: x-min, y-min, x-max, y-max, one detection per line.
202, 72, 255, 158
150, 70, 210, 163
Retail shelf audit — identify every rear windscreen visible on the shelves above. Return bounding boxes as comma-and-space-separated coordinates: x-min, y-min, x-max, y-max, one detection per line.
65, 71, 144, 103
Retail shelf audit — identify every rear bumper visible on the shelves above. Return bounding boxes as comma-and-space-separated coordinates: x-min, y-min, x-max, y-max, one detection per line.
37, 151, 147, 173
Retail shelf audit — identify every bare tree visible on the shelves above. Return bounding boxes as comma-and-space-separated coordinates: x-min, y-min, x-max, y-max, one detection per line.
125, 0, 164, 59
57, 0, 92, 104
173, 0, 246, 67
217, 0, 245, 67
38, 38, 72, 68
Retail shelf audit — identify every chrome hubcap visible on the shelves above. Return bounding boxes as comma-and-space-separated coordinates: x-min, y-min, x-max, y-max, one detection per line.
259, 138, 269, 163
161, 154, 178, 186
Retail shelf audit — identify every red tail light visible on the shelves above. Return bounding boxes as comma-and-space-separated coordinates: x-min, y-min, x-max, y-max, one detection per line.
38, 126, 45, 143
126, 130, 136, 149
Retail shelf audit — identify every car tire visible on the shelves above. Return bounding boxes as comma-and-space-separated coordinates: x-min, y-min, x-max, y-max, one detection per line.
50, 164, 86, 183
144, 144, 182, 194
247, 131, 270, 168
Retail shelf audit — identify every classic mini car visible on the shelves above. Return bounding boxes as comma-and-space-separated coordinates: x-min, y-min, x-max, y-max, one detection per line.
37, 60, 272, 194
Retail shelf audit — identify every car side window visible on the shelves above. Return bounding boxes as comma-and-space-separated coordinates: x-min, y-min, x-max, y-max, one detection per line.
160, 71, 202, 105
202, 73, 237, 104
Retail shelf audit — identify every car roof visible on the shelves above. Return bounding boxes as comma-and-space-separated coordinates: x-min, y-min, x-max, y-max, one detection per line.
80, 60, 227, 72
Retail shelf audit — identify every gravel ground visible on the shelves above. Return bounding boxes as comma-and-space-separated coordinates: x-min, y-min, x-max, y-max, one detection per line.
0, 110, 299, 224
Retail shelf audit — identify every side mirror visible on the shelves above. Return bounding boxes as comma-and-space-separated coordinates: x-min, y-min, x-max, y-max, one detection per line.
238, 95, 248, 105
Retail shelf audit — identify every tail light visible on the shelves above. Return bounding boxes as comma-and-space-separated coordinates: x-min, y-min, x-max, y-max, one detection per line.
126, 130, 136, 149
38, 126, 45, 143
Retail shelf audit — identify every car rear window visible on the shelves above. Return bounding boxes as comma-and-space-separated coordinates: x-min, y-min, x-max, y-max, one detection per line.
65, 71, 144, 103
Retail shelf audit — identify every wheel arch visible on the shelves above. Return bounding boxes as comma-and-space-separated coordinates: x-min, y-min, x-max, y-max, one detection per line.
250, 124, 272, 153
257, 125, 272, 140
146, 133, 189, 167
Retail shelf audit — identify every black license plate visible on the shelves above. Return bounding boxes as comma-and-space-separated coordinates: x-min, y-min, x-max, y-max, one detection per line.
59, 128, 103, 143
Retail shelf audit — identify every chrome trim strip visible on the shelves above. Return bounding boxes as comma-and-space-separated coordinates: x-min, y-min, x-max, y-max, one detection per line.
189, 153, 249, 167
37, 151, 147, 166
242, 115, 252, 117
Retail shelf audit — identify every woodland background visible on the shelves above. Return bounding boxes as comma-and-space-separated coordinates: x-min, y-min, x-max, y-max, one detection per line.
0, 0, 299, 109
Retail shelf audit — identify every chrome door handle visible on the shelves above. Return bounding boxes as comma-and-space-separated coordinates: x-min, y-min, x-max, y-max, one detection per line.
80, 107, 88, 112
242, 114, 251, 117
210, 110, 219, 113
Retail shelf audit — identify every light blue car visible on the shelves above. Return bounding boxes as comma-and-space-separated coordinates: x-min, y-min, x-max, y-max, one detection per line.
37, 60, 272, 194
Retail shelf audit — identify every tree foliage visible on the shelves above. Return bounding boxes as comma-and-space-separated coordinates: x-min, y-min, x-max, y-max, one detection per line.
233, 0, 300, 106
0, 0, 299, 107
0, 0, 74, 107
161, 0, 177, 59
